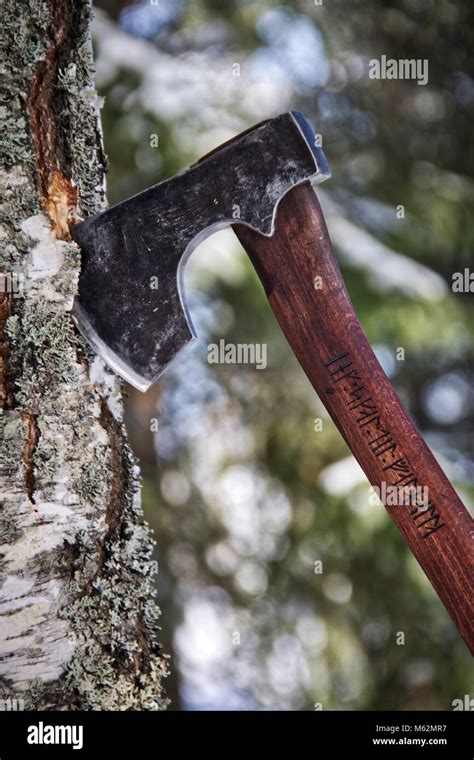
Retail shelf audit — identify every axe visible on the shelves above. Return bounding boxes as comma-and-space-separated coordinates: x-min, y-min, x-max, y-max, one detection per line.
71, 112, 473, 652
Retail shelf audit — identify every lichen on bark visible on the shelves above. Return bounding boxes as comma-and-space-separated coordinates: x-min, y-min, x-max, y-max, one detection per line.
0, 0, 168, 709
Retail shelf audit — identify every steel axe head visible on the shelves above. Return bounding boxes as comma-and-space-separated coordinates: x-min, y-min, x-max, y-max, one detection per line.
71, 111, 331, 391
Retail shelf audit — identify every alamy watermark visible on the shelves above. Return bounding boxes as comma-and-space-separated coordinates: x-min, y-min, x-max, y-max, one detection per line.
452, 694, 473, 710
0, 696, 24, 711
369, 482, 429, 508
369, 55, 429, 86
207, 340, 267, 370
27, 721, 83, 750
0, 272, 24, 298
452, 268, 473, 293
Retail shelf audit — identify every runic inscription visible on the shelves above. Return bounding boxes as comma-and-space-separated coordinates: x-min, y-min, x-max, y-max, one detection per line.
324, 351, 445, 539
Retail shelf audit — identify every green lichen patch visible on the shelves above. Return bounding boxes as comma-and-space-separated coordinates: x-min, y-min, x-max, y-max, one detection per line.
32, 492, 170, 710
0, 414, 23, 475
71, 443, 111, 505
8, 301, 79, 407
0, 414, 24, 546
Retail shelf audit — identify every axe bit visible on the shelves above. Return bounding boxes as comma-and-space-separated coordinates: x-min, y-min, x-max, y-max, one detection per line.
71, 111, 473, 652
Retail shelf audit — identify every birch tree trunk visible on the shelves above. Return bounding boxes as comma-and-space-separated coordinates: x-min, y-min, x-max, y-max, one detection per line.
0, 0, 168, 710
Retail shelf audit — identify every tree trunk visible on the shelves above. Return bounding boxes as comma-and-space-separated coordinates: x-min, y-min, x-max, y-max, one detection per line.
0, 0, 168, 710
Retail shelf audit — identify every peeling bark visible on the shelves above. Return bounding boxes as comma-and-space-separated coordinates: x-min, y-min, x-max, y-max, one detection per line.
0, 0, 168, 710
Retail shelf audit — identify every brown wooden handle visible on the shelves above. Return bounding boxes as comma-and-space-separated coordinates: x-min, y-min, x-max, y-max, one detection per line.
233, 181, 474, 652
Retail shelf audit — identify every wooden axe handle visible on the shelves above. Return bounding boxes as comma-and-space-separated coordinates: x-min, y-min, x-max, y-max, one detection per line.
233, 181, 473, 652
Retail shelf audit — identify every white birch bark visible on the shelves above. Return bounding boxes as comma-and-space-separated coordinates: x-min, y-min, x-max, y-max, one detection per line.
0, 0, 168, 710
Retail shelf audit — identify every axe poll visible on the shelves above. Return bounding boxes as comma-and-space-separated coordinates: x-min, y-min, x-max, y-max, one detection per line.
71, 112, 473, 652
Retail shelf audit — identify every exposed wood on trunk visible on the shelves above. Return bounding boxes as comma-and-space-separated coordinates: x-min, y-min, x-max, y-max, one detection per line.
0, 293, 13, 410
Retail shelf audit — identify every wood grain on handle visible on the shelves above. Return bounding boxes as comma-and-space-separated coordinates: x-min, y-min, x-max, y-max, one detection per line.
233, 181, 474, 652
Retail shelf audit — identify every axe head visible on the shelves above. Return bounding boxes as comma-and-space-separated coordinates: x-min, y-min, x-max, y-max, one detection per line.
72, 111, 330, 391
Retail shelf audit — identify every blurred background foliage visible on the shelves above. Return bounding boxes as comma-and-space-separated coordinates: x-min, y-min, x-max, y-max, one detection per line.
92, 0, 473, 709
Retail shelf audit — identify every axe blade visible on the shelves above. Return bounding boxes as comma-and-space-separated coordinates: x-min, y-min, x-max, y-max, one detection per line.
71, 111, 331, 390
